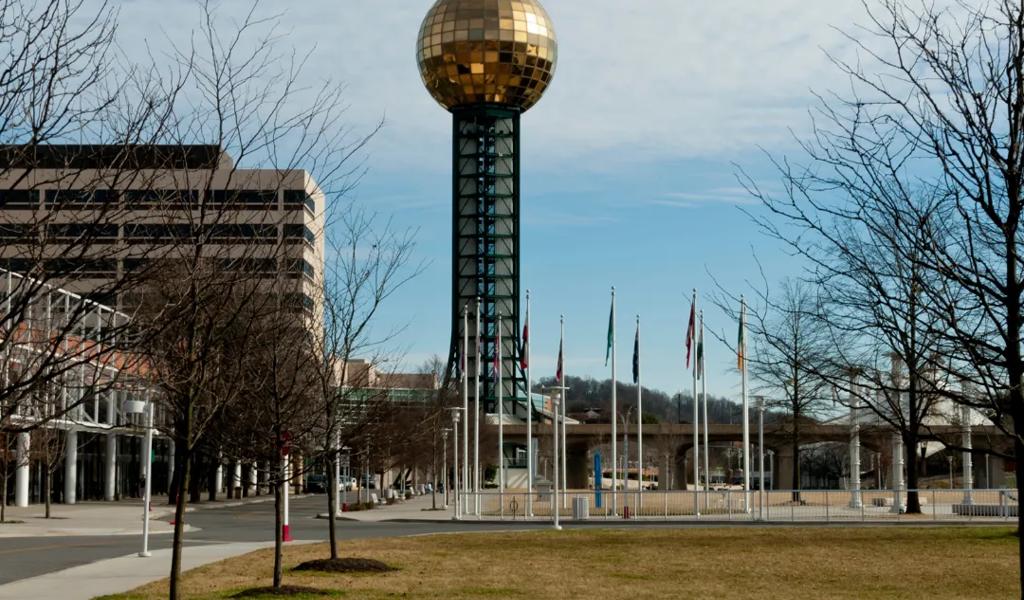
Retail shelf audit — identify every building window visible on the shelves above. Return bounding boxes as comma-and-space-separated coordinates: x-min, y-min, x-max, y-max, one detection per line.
43, 259, 117, 277
209, 190, 278, 209
46, 223, 119, 243
124, 224, 194, 242
285, 258, 315, 279
123, 190, 198, 208
282, 224, 316, 245
283, 190, 315, 213
44, 189, 116, 209
0, 190, 38, 209
207, 223, 277, 243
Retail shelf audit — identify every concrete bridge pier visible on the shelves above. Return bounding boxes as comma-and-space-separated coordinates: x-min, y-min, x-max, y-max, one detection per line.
566, 442, 590, 489
773, 444, 795, 491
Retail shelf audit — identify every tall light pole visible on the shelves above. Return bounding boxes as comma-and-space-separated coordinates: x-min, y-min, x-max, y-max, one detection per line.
451, 408, 462, 520
139, 392, 153, 557
756, 396, 765, 521
442, 428, 450, 509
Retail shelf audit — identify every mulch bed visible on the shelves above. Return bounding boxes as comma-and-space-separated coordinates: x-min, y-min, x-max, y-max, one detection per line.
231, 585, 330, 597
293, 557, 397, 574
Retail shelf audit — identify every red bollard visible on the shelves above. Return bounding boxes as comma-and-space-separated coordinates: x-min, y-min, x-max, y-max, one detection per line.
623, 506, 631, 519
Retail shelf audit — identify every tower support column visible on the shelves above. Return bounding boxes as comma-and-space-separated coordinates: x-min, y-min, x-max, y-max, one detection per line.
449, 106, 523, 418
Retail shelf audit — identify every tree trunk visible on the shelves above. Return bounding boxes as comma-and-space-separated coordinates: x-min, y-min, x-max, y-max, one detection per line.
1, 435, 8, 523
44, 468, 51, 518
327, 450, 338, 560
273, 455, 284, 589
169, 432, 191, 600
169, 449, 190, 600
207, 458, 217, 502
188, 453, 201, 504
905, 433, 922, 514
791, 418, 801, 503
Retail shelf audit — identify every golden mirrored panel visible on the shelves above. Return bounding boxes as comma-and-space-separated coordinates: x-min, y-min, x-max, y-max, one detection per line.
416, 0, 558, 112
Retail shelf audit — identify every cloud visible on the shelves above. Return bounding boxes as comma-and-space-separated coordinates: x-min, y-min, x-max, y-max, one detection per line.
652, 187, 759, 209
108, 0, 869, 172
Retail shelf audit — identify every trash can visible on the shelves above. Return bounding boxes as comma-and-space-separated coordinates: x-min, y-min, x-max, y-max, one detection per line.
572, 496, 590, 521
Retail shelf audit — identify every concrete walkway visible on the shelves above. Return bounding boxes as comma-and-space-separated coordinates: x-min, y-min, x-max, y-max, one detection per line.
324, 492, 456, 522
0, 541, 279, 600
0, 501, 176, 538
0, 494, 296, 538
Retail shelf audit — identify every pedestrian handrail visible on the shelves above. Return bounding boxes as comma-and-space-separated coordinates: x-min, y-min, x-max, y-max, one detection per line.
452, 487, 1018, 522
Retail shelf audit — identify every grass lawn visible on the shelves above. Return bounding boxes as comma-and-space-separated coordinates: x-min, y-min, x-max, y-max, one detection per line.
99, 526, 1020, 599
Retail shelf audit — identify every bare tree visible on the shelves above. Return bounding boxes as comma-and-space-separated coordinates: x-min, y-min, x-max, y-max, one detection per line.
712, 277, 832, 501
306, 205, 419, 562
734, 0, 1024, 575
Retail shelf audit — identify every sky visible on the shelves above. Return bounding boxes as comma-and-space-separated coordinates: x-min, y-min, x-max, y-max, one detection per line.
111, 0, 875, 398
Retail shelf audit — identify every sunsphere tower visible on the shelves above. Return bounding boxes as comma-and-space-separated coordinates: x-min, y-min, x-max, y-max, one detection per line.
416, 0, 557, 418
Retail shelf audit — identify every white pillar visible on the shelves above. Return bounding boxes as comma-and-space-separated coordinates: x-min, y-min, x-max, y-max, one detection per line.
215, 461, 224, 497
891, 434, 905, 513
104, 432, 117, 501
64, 429, 78, 505
15, 431, 30, 507
249, 462, 258, 496
234, 462, 242, 496
167, 439, 176, 495
962, 404, 974, 505
849, 394, 862, 508
104, 390, 117, 502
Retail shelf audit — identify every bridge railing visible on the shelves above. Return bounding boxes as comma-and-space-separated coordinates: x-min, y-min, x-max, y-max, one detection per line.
454, 488, 1018, 522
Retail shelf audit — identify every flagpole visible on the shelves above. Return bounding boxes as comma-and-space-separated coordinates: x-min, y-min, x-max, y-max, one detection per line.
553, 314, 565, 530
610, 287, 618, 515
497, 312, 504, 496
692, 289, 700, 515
463, 305, 469, 498
741, 296, 751, 514
701, 310, 709, 509
561, 352, 568, 509
474, 298, 481, 516
525, 291, 533, 517
636, 315, 644, 508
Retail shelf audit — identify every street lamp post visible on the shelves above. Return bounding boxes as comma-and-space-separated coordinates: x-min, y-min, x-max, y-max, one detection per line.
442, 428, 450, 509
451, 408, 462, 520
140, 393, 153, 557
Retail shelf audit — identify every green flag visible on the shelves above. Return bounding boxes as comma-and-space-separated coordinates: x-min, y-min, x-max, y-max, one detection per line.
696, 315, 704, 379
605, 300, 614, 366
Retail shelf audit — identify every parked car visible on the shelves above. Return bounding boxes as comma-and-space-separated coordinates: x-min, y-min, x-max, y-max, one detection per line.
339, 476, 358, 491
306, 474, 328, 494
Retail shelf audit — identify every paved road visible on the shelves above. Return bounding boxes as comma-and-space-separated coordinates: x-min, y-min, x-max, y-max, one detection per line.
0, 496, 544, 586
2, 494, 1009, 587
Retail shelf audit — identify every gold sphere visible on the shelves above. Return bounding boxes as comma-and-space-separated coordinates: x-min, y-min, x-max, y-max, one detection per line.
416, 0, 558, 113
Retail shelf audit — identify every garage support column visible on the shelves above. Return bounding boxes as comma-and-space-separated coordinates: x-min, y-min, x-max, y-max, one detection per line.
64, 429, 78, 505
15, 431, 30, 507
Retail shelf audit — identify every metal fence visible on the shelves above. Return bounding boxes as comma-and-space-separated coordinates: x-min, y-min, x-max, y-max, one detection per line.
454, 488, 1019, 522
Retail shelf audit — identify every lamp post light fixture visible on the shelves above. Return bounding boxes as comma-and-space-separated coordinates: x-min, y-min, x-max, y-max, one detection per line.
450, 408, 462, 520
123, 392, 153, 558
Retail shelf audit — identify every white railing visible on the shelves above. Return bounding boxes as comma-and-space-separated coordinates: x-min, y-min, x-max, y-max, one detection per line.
453, 488, 1019, 522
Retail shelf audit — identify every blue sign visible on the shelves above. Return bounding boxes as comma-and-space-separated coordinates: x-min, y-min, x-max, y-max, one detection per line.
594, 452, 603, 508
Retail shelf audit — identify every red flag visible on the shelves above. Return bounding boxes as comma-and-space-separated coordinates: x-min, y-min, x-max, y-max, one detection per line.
685, 295, 696, 368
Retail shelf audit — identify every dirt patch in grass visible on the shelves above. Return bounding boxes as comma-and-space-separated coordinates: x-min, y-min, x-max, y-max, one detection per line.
292, 557, 396, 574
230, 585, 329, 598
109, 526, 1021, 599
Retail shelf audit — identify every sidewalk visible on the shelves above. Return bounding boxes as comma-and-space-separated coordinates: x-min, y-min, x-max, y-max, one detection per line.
321, 492, 456, 522
0, 542, 278, 600
0, 493, 294, 538
0, 500, 176, 538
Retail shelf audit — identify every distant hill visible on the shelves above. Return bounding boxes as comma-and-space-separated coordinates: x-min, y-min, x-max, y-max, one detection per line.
534, 375, 754, 425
